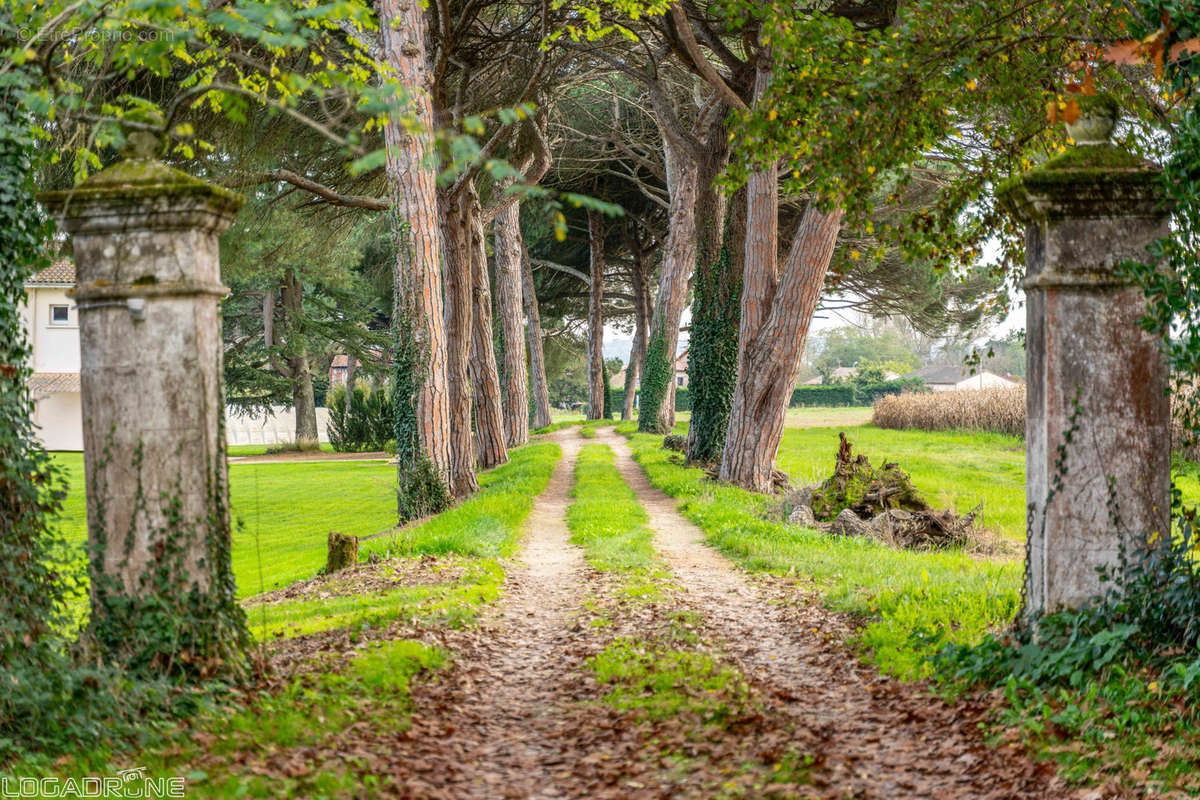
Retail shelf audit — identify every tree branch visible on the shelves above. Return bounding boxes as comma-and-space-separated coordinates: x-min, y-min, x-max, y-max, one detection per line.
225, 169, 389, 211
668, 3, 748, 112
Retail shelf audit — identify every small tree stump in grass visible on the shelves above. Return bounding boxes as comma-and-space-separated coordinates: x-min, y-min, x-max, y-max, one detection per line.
326, 532, 359, 573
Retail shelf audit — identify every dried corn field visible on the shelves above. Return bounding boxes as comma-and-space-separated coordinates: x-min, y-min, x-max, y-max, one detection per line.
874, 388, 1200, 459
872, 388, 1026, 438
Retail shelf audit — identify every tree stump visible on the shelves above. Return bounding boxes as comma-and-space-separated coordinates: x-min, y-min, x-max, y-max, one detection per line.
326, 531, 359, 574
810, 432, 927, 520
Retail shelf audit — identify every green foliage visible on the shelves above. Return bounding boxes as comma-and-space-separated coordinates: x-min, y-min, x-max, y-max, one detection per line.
687, 234, 742, 464
245, 559, 504, 639
810, 327, 922, 376
637, 332, 673, 434
938, 519, 1200, 789
601, 361, 614, 419
327, 384, 395, 453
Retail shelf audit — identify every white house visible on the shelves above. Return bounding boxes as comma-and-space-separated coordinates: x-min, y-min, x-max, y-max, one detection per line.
22, 260, 84, 451
904, 364, 1017, 392
802, 366, 901, 385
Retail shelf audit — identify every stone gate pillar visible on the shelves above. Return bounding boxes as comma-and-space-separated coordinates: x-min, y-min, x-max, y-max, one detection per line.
1001, 103, 1172, 617
40, 124, 244, 638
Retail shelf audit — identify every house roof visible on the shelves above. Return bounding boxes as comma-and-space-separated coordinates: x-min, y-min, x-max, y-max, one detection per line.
27, 259, 75, 286
905, 364, 975, 384
674, 349, 688, 370
905, 364, 1012, 385
29, 372, 81, 398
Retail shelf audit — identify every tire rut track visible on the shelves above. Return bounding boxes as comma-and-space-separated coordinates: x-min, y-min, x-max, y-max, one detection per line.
592, 428, 1074, 799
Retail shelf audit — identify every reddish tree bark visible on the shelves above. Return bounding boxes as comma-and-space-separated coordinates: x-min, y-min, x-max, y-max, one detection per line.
469, 202, 509, 470
440, 187, 478, 496
494, 197, 529, 447
376, 0, 452, 491
279, 270, 320, 451
521, 249, 553, 430
587, 209, 606, 420
638, 102, 729, 433
621, 230, 654, 421
719, 198, 843, 492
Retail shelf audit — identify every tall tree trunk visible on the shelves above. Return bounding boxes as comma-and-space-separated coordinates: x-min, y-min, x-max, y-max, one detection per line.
686, 185, 744, 463
493, 198, 530, 446
343, 352, 357, 394
440, 187, 479, 496
719, 168, 843, 490
280, 269, 320, 450
586, 209, 606, 420
469, 192, 509, 470
638, 134, 700, 433
622, 242, 651, 421
521, 249, 553, 430
377, 0, 452, 517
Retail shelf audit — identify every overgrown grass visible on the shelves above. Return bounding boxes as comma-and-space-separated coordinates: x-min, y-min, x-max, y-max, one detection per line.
568, 445, 656, 573
244, 560, 506, 640
619, 425, 1021, 678
362, 441, 560, 560
589, 639, 751, 722
26, 639, 445, 797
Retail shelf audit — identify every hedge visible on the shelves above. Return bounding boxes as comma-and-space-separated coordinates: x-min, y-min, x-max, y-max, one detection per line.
608, 387, 691, 417
789, 379, 923, 408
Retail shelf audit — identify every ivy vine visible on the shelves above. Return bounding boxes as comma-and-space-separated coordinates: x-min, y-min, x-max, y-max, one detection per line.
637, 332, 673, 435
686, 217, 742, 464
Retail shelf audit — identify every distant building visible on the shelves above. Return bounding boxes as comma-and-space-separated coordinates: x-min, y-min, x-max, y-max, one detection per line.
673, 350, 689, 388
802, 366, 900, 385
904, 365, 1017, 392
329, 349, 384, 387
22, 260, 83, 451
610, 349, 691, 391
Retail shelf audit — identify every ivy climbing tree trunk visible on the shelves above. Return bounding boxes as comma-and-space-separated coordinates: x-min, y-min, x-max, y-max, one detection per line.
377, 0, 453, 518
587, 209, 606, 420
440, 186, 479, 496
469, 197, 509, 470
493, 197, 530, 446
687, 186, 744, 463
521, 248, 553, 430
638, 102, 729, 434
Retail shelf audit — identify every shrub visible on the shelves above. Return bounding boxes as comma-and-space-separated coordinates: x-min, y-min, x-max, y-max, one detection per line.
327, 384, 395, 452
789, 379, 922, 408
872, 387, 1025, 437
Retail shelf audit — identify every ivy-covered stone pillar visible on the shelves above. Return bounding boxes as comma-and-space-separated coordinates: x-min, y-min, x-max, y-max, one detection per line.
40, 123, 247, 671
1001, 99, 1172, 618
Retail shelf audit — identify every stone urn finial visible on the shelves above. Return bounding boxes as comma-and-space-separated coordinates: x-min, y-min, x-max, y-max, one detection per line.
117, 108, 166, 160
1064, 93, 1120, 146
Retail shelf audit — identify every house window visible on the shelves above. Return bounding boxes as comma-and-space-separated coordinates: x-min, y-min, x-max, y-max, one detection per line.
49, 305, 70, 325
676, 375, 685, 387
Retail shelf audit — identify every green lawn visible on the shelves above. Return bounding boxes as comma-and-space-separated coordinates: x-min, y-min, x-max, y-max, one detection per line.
777, 425, 1027, 539
51, 453, 405, 599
